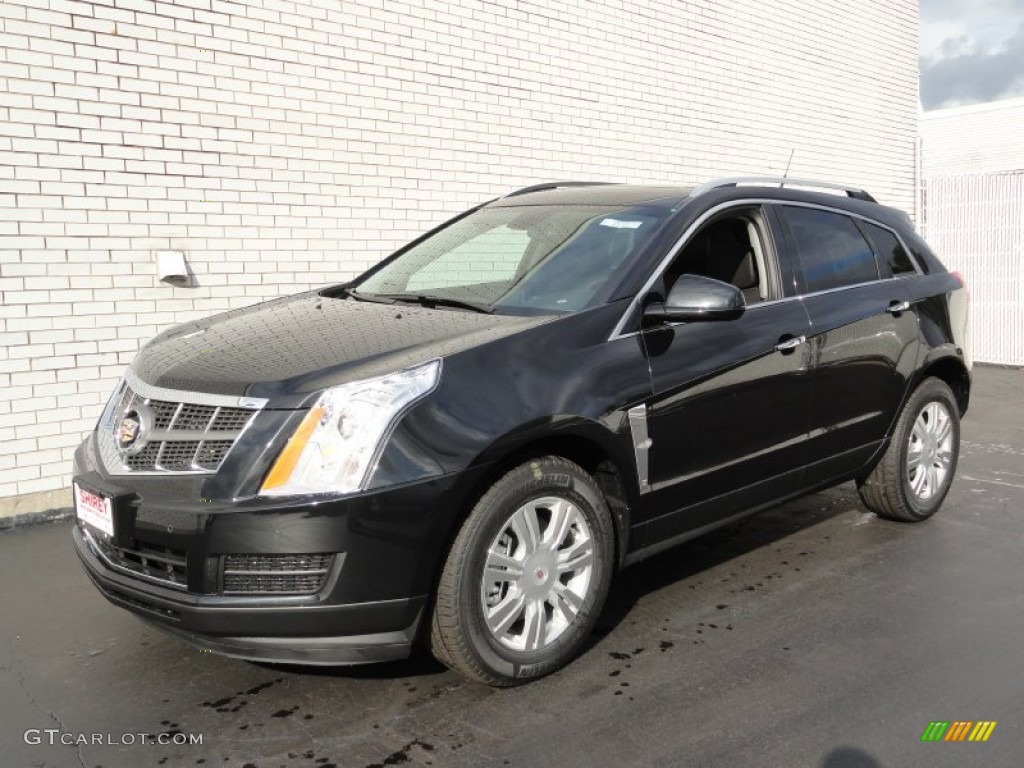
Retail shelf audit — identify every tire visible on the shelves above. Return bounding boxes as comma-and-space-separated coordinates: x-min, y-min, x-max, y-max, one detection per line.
857, 377, 960, 522
430, 456, 614, 686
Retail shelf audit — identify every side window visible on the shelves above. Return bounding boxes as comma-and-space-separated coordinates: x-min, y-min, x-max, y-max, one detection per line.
782, 207, 879, 293
862, 222, 916, 277
405, 225, 530, 291
664, 211, 769, 304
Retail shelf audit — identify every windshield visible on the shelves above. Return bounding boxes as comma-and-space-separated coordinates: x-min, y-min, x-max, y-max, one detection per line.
352, 204, 674, 313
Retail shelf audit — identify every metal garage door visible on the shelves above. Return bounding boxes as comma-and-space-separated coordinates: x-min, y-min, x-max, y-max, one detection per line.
922, 171, 1024, 367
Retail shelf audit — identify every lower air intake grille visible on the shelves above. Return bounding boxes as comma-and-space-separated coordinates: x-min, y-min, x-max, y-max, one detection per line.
221, 553, 335, 595
100, 582, 182, 621
87, 528, 189, 591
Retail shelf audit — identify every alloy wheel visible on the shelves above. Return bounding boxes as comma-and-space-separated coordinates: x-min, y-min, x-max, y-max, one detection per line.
906, 401, 955, 501
480, 496, 595, 652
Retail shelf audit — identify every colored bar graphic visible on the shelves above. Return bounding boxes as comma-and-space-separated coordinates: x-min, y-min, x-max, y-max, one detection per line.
921, 720, 996, 743
944, 721, 972, 741
968, 722, 997, 742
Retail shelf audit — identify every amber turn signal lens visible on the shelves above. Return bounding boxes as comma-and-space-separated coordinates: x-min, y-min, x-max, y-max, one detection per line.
260, 407, 325, 492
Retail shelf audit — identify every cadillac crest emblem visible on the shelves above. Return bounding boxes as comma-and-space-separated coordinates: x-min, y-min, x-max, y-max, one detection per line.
115, 404, 152, 455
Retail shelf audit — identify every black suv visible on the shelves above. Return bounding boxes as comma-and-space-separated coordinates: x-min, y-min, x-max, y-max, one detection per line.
72, 178, 971, 685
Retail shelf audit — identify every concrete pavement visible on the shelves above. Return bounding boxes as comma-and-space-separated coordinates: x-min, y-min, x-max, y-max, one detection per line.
2, 367, 1022, 768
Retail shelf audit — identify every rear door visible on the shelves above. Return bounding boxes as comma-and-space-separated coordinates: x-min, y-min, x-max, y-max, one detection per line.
775, 204, 922, 484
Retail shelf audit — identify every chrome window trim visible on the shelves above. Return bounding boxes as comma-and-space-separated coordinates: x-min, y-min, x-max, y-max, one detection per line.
775, 201, 924, 279
853, 216, 924, 277
608, 197, 922, 341
608, 199, 759, 340
616, 278, 913, 336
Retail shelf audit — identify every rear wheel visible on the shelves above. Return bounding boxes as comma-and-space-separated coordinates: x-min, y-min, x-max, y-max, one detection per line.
857, 377, 960, 522
430, 456, 614, 685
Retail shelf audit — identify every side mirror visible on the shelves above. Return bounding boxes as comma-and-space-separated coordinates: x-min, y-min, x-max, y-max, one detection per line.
644, 274, 746, 323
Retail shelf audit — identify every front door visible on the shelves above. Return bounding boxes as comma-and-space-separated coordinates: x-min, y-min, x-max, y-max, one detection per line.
636, 207, 815, 546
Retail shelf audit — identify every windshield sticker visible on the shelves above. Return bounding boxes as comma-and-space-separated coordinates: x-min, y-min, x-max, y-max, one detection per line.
599, 218, 644, 229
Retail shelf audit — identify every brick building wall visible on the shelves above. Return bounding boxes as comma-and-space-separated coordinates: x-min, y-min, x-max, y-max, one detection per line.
0, 0, 919, 509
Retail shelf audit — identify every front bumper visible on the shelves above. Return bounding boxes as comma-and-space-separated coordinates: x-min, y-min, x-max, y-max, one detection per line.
72, 437, 489, 665
74, 525, 424, 664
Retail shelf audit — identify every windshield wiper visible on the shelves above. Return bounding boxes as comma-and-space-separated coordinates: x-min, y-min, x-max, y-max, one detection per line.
339, 287, 399, 305
367, 293, 495, 314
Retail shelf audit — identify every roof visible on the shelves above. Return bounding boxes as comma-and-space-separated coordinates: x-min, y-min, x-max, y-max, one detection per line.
485, 179, 912, 232
490, 177, 878, 205
488, 184, 690, 208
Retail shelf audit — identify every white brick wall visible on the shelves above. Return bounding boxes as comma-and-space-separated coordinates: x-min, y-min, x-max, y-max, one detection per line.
921, 96, 1024, 176
1, 0, 918, 501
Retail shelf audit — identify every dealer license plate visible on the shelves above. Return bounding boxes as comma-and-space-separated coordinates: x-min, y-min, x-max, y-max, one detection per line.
74, 482, 114, 538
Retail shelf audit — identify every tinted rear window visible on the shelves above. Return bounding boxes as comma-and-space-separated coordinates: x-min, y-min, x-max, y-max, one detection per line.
782, 207, 879, 293
863, 222, 916, 276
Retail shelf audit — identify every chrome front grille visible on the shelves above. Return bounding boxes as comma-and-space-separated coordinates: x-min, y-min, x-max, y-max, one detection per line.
98, 370, 266, 476
195, 440, 234, 468
126, 443, 162, 470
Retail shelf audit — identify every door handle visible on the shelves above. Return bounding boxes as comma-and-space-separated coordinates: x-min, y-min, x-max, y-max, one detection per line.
774, 334, 806, 352
888, 300, 911, 315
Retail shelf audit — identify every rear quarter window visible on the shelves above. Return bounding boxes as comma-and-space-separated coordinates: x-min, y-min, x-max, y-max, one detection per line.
781, 206, 879, 293
902, 230, 941, 274
862, 221, 917, 277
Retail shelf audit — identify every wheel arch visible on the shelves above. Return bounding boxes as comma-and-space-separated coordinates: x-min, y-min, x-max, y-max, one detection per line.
917, 353, 971, 417
451, 420, 638, 572
861, 351, 970, 482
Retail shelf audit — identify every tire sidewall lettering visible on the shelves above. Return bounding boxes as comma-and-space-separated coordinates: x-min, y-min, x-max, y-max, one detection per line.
456, 462, 613, 683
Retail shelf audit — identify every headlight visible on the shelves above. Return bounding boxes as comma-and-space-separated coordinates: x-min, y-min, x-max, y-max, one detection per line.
98, 377, 128, 429
259, 359, 441, 496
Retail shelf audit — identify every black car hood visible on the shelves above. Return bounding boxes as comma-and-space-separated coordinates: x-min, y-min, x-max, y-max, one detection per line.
131, 291, 552, 406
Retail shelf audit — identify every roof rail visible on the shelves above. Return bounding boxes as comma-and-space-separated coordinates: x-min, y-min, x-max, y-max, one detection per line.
504, 181, 614, 198
690, 177, 877, 203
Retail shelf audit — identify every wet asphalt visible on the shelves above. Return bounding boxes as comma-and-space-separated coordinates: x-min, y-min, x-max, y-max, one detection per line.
2, 366, 1022, 768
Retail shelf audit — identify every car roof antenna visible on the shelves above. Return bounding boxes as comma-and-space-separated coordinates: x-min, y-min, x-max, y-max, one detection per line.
781, 149, 795, 184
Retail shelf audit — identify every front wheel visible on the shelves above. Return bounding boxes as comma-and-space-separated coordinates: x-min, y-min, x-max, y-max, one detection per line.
857, 377, 961, 522
430, 456, 614, 685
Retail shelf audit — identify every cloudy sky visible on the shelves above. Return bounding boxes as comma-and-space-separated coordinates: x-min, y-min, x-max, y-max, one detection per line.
920, 0, 1024, 109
